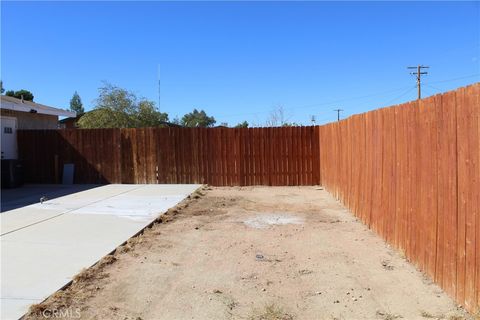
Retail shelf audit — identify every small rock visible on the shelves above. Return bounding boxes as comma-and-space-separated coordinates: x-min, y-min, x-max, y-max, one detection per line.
262, 288, 266, 292
381, 260, 394, 270
299, 269, 313, 275
334, 300, 340, 304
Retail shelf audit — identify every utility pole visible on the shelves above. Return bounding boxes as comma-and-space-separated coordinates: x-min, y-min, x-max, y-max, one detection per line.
407, 65, 429, 100
334, 109, 343, 122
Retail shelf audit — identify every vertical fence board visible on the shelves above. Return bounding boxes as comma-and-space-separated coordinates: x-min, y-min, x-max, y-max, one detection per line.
394, 105, 408, 254
458, 85, 480, 311
436, 91, 458, 297
385, 108, 397, 244
364, 113, 374, 227
456, 87, 468, 306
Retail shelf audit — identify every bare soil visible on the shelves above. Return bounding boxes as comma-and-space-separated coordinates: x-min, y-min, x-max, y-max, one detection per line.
25, 186, 472, 320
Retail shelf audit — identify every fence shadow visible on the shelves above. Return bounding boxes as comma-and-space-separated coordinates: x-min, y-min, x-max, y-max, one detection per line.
0, 184, 101, 212
17, 129, 110, 184
18, 127, 321, 186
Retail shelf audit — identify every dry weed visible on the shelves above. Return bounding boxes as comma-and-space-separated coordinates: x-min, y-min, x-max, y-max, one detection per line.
249, 303, 294, 320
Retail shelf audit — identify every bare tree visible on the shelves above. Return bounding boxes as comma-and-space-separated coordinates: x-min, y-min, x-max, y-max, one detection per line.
265, 105, 286, 127
264, 105, 298, 127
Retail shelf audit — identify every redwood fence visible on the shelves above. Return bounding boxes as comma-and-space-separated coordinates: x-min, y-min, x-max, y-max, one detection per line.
319, 83, 479, 313
16, 83, 479, 313
18, 126, 320, 186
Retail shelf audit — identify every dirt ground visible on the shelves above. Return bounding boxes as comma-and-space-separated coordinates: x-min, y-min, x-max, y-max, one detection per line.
25, 186, 472, 320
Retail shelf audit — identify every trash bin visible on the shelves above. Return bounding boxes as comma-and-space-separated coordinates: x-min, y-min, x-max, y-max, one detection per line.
1, 159, 24, 188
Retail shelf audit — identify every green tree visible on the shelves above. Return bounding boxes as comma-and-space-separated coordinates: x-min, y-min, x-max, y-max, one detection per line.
235, 121, 249, 128
77, 109, 118, 128
5, 89, 34, 101
181, 109, 216, 127
135, 100, 169, 127
69, 91, 84, 115
78, 83, 168, 128
0, 81, 4, 94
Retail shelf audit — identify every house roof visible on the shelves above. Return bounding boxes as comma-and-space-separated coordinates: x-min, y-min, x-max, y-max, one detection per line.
58, 116, 78, 124
0, 95, 76, 117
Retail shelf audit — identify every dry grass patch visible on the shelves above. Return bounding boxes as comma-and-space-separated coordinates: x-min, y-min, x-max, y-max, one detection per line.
248, 303, 294, 320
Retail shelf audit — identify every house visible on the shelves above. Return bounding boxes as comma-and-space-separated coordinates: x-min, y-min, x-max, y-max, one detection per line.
58, 114, 83, 128
0, 95, 75, 160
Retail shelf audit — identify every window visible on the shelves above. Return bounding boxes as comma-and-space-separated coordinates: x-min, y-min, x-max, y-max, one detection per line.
4, 127, 13, 134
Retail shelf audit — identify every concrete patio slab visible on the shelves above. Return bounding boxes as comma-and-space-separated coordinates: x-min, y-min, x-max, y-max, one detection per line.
0, 184, 100, 213
0, 184, 200, 320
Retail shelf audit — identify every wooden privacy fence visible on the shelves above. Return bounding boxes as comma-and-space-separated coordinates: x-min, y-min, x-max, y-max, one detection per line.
18, 126, 320, 186
16, 83, 479, 313
319, 83, 479, 313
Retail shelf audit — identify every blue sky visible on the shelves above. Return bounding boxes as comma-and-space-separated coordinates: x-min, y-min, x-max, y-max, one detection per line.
1, 1, 479, 126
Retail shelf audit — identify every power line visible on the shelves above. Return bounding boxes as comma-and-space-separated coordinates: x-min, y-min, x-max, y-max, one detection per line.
407, 65, 429, 99
420, 44, 480, 66
216, 85, 415, 119
382, 85, 417, 106
215, 73, 478, 120
423, 83, 444, 93
421, 85, 439, 98
425, 73, 479, 85
421, 74, 480, 96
